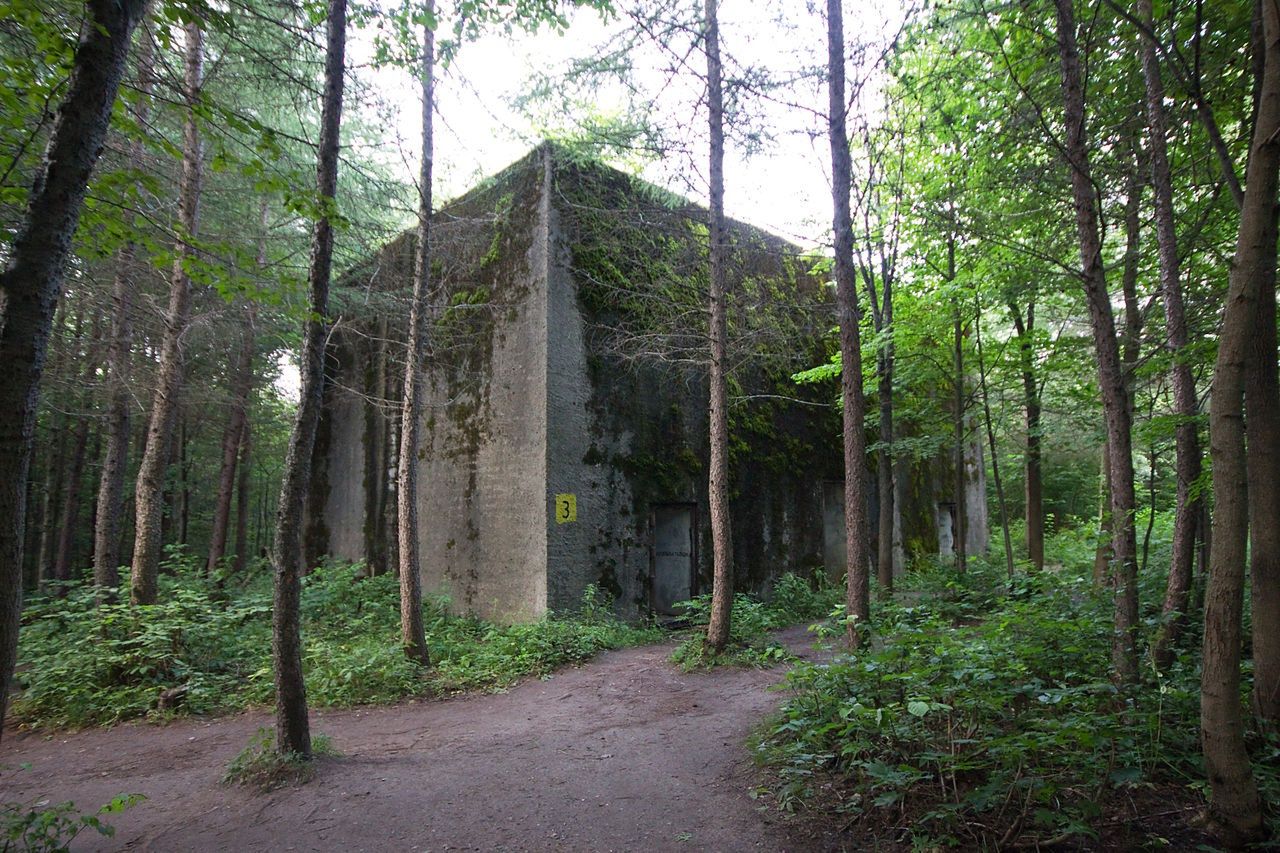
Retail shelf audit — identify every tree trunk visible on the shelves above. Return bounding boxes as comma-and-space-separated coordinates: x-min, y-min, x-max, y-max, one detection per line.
178, 416, 191, 547
874, 312, 894, 594
1093, 443, 1112, 585
397, 16, 434, 668
53, 322, 105, 587
38, 415, 70, 589
826, 0, 871, 648
952, 296, 967, 574
1137, 0, 1202, 672
0, 0, 148, 734
975, 297, 1013, 579
1053, 0, 1140, 682
130, 21, 203, 605
1010, 302, 1043, 569
94, 17, 153, 592
1244, 0, 1280, 731
370, 315, 391, 575
272, 0, 347, 759
703, 0, 736, 654
1247, 278, 1280, 725
1199, 0, 1278, 836
206, 303, 256, 574
95, 247, 136, 591
233, 421, 251, 575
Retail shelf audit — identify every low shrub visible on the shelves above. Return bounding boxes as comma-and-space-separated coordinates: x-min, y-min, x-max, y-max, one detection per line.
670, 572, 837, 670
12, 558, 662, 729
222, 728, 338, 791
1, 792, 145, 852
754, 557, 1280, 847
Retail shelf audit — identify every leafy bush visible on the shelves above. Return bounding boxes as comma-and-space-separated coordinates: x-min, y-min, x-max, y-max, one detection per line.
669, 572, 836, 670
12, 560, 661, 729
754, 554, 1280, 847
222, 728, 338, 791
1, 792, 144, 852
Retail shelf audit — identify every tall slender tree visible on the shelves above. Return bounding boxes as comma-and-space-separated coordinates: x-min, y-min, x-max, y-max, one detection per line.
1052, 0, 1140, 682
1008, 300, 1043, 570
827, 0, 872, 648
1135, 0, 1201, 671
206, 201, 264, 576
1199, 0, 1277, 838
398, 7, 434, 667
271, 0, 348, 758
131, 20, 205, 605
703, 0, 735, 654
0, 0, 149, 733
95, 15, 154, 591
52, 320, 104, 587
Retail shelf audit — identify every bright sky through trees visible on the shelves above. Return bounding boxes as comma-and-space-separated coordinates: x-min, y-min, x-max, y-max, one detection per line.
351, 0, 907, 249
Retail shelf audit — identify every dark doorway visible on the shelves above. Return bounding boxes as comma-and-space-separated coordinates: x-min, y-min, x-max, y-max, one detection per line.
651, 503, 696, 616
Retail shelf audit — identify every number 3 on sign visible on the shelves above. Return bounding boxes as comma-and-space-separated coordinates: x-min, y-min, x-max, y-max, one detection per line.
555, 493, 577, 524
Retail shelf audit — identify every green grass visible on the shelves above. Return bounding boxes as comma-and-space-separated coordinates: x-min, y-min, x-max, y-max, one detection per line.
11, 553, 662, 730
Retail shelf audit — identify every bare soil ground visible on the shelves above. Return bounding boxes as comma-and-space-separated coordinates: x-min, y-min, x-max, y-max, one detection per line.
1, 627, 825, 852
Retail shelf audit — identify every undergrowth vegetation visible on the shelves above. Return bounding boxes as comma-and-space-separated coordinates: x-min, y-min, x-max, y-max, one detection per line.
12, 552, 661, 730
222, 729, 338, 791
670, 572, 840, 670
0, 789, 145, 853
754, 541, 1280, 849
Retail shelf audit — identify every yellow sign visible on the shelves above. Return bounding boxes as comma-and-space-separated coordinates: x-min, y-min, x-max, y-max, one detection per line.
554, 493, 577, 523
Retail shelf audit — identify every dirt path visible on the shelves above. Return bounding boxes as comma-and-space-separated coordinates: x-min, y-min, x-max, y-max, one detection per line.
1, 627, 825, 852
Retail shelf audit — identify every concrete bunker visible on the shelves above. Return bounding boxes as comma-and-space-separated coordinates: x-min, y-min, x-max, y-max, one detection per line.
306, 144, 986, 622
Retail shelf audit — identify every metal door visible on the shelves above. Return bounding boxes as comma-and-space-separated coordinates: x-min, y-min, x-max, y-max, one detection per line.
652, 504, 695, 616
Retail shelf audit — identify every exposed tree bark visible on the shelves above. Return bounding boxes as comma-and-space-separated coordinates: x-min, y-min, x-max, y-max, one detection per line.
397, 15, 434, 668
1009, 301, 1043, 569
1137, 0, 1202, 672
0, 0, 148, 735
703, 0, 736, 654
232, 421, 252, 575
826, 0, 871, 648
130, 21, 204, 605
1199, 0, 1278, 836
1244, 0, 1280, 728
1053, 0, 1140, 682
272, 0, 348, 758
1248, 276, 1280, 726
94, 16, 153, 592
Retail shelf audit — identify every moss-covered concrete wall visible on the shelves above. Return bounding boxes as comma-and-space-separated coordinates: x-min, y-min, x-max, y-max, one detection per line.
311, 144, 844, 622
411, 150, 550, 622
548, 153, 840, 616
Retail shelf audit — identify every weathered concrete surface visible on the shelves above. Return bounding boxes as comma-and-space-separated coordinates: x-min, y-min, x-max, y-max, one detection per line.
311, 145, 847, 622
415, 157, 550, 622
